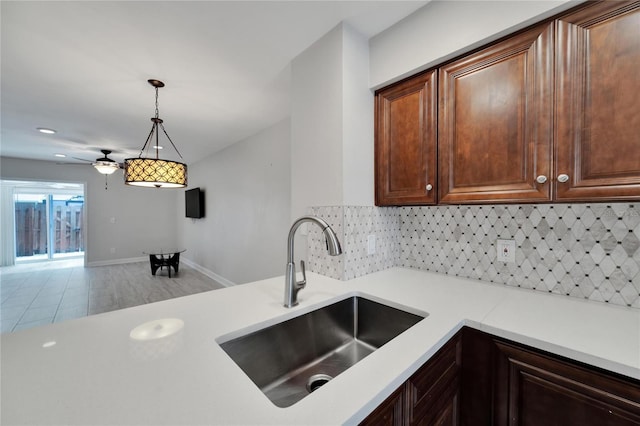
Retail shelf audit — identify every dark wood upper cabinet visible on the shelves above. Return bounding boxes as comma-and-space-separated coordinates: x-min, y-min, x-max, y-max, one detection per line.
375, 70, 437, 206
438, 23, 554, 204
374, 1, 640, 205
555, 1, 640, 201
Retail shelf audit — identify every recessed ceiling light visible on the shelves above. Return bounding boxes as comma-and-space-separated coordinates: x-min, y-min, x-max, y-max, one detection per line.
54, 153, 66, 158
37, 127, 56, 134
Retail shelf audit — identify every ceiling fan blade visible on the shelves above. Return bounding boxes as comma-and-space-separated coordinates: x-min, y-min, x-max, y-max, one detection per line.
71, 156, 93, 163
56, 162, 91, 166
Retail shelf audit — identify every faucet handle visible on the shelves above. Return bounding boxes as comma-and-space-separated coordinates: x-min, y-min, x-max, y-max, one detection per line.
298, 260, 307, 288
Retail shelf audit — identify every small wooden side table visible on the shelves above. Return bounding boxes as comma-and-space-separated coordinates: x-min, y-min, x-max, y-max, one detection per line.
143, 249, 186, 278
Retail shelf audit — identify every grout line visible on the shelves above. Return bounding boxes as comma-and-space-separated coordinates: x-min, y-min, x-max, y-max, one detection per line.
11, 266, 75, 331
11, 274, 42, 332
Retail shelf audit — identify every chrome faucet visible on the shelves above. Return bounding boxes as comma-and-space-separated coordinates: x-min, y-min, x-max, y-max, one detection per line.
285, 216, 342, 308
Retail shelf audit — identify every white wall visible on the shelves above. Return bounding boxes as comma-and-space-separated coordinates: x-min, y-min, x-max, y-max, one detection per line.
342, 23, 374, 206
291, 24, 345, 219
291, 22, 375, 217
177, 118, 291, 285
0, 157, 178, 265
369, 0, 576, 88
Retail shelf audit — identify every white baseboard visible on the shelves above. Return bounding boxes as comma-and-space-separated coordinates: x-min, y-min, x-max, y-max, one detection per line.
86, 256, 147, 267
86, 256, 236, 287
181, 258, 236, 287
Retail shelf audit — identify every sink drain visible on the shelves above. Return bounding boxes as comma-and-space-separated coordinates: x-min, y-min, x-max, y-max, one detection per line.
307, 374, 333, 393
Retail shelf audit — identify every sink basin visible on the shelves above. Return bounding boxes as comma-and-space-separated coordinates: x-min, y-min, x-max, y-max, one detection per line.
217, 295, 427, 407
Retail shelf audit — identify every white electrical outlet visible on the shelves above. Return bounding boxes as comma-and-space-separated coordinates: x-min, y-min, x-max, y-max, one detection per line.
496, 239, 515, 263
367, 235, 376, 255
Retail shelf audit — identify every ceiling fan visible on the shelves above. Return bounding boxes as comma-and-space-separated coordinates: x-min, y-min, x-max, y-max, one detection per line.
68, 149, 123, 175
58, 149, 124, 190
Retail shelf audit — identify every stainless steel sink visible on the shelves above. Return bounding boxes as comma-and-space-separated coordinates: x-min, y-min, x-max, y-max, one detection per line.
217, 295, 427, 407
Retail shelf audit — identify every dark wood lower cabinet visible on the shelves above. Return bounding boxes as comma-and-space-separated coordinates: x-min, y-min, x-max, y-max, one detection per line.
362, 387, 405, 426
493, 340, 640, 426
407, 334, 461, 425
361, 327, 640, 426
361, 333, 461, 426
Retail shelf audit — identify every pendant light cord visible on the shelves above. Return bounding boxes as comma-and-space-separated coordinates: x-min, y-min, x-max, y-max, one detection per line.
135, 83, 183, 160
155, 86, 160, 120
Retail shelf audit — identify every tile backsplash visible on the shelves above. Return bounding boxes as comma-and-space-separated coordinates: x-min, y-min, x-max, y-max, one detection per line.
307, 206, 400, 280
307, 203, 640, 309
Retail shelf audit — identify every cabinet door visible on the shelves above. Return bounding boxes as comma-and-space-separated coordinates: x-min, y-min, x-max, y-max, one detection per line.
359, 332, 461, 426
411, 380, 459, 426
406, 334, 461, 425
375, 70, 437, 206
459, 327, 494, 425
359, 387, 405, 426
438, 23, 554, 204
493, 340, 640, 426
555, 1, 640, 201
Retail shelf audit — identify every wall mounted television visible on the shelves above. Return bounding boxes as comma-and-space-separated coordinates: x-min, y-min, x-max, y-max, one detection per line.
185, 187, 205, 219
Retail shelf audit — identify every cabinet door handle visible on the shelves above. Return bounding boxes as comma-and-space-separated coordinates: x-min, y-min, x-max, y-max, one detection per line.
426, 184, 433, 191
557, 174, 569, 183
536, 175, 547, 184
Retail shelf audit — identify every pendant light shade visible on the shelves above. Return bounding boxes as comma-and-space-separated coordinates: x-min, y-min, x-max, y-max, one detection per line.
124, 79, 187, 188
124, 158, 187, 188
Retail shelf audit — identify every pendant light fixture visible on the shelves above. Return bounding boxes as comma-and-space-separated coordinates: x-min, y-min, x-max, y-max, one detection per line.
124, 79, 187, 188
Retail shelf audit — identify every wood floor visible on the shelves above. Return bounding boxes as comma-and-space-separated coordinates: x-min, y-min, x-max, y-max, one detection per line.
0, 259, 226, 333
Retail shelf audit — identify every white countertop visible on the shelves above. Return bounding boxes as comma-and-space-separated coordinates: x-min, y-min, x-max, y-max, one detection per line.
2, 267, 639, 425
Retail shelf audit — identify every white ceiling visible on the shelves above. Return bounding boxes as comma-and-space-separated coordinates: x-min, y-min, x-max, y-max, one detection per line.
1, 1, 427, 166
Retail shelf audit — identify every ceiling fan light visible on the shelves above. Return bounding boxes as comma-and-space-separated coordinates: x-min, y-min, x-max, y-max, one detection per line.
93, 161, 119, 175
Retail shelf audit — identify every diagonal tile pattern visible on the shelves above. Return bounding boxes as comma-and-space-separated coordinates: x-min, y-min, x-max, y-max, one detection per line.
307, 203, 640, 309
308, 206, 400, 280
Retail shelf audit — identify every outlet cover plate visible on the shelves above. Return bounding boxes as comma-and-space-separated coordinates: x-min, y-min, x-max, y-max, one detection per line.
497, 239, 516, 263
367, 235, 376, 255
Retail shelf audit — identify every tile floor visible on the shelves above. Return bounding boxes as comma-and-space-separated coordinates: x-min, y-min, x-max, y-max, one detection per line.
1, 258, 225, 333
